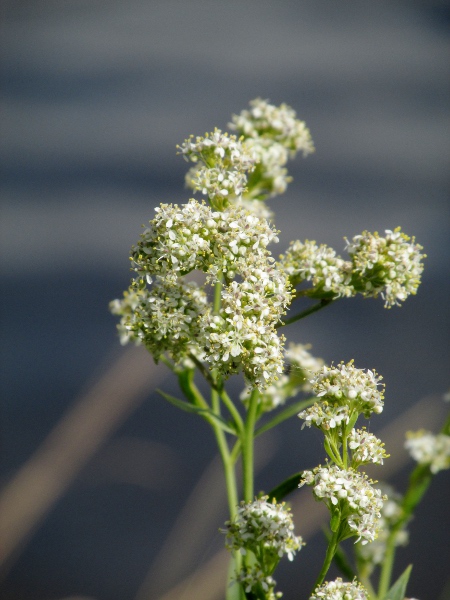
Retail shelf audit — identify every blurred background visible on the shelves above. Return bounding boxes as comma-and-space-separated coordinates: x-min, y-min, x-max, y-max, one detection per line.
1, 1, 449, 599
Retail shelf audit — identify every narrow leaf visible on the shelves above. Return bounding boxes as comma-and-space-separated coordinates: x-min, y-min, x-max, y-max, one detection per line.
382, 564, 412, 600
157, 390, 237, 434
255, 397, 315, 437
267, 471, 304, 501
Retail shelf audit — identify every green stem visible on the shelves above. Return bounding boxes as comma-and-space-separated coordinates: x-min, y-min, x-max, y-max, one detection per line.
378, 462, 432, 599
219, 386, 245, 434
242, 388, 259, 502
312, 524, 341, 592
277, 299, 333, 328
211, 386, 239, 519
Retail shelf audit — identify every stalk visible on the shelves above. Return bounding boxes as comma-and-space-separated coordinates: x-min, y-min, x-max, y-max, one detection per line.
242, 388, 259, 502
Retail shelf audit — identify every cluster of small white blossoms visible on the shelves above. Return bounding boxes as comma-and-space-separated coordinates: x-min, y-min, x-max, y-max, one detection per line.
109, 278, 208, 362
230, 98, 315, 157
309, 578, 368, 600
298, 361, 385, 432
405, 430, 450, 474
356, 484, 408, 566
178, 129, 255, 209
236, 566, 281, 599
300, 465, 385, 544
241, 343, 324, 412
278, 228, 424, 307
229, 98, 314, 200
224, 496, 304, 562
279, 240, 354, 298
348, 428, 389, 466
112, 199, 292, 388
345, 228, 425, 307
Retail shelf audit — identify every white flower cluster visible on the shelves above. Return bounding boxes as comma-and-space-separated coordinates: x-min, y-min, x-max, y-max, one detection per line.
236, 566, 281, 599
278, 228, 424, 308
346, 228, 425, 308
113, 199, 291, 387
310, 578, 368, 600
241, 343, 324, 412
311, 361, 384, 418
279, 240, 354, 298
230, 98, 315, 157
131, 200, 279, 284
301, 465, 385, 544
299, 402, 350, 432
405, 430, 450, 474
178, 129, 255, 208
348, 428, 389, 466
109, 279, 208, 362
224, 496, 304, 561
229, 98, 314, 200
356, 484, 408, 566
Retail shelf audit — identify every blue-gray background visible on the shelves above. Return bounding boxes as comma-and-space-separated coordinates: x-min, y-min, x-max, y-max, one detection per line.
1, 1, 449, 599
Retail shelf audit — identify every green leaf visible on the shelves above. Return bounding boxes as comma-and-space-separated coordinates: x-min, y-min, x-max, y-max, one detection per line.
382, 564, 412, 600
157, 390, 237, 435
267, 471, 304, 501
255, 398, 315, 437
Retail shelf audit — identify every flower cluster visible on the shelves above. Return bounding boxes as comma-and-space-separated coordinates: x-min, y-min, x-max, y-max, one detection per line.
113, 198, 292, 388
228, 98, 314, 201
348, 428, 389, 466
230, 98, 315, 157
278, 228, 424, 308
301, 465, 385, 544
279, 240, 354, 298
356, 484, 408, 567
311, 361, 384, 418
346, 228, 425, 307
224, 496, 304, 562
178, 129, 255, 209
109, 278, 208, 362
310, 578, 368, 600
405, 430, 450, 474
241, 343, 324, 412
236, 566, 282, 599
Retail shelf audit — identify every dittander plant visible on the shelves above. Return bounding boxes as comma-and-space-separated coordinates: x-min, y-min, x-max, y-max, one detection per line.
110, 99, 449, 600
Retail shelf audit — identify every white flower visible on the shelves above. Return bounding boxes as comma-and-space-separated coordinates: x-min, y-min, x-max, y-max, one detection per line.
230, 98, 315, 157
299, 402, 350, 431
405, 430, 450, 474
109, 278, 209, 363
300, 465, 385, 544
241, 343, 324, 412
356, 484, 408, 566
236, 566, 281, 599
346, 228, 425, 308
279, 239, 354, 298
310, 578, 368, 600
311, 361, 385, 417
224, 496, 304, 561
348, 428, 389, 466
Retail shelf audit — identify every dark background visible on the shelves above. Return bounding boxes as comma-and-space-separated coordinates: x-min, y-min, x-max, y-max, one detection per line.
1, 2, 449, 599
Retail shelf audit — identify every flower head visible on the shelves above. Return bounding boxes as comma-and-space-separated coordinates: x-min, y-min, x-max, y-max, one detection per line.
300, 465, 385, 544
346, 228, 425, 307
311, 361, 384, 417
310, 578, 368, 600
278, 239, 354, 298
230, 98, 314, 157
224, 496, 304, 562
348, 428, 389, 466
405, 430, 450, 474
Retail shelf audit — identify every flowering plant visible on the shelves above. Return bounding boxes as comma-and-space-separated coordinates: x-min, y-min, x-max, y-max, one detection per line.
111, 99, 449, 600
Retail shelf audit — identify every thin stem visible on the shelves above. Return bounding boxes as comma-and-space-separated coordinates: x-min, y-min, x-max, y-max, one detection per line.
378, 462, 432, 599
277, 299, 333, 328
219, 386, 245, 434
242, 388, 259, 502
312, 524, 341, 592
211, 386, 239, 519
